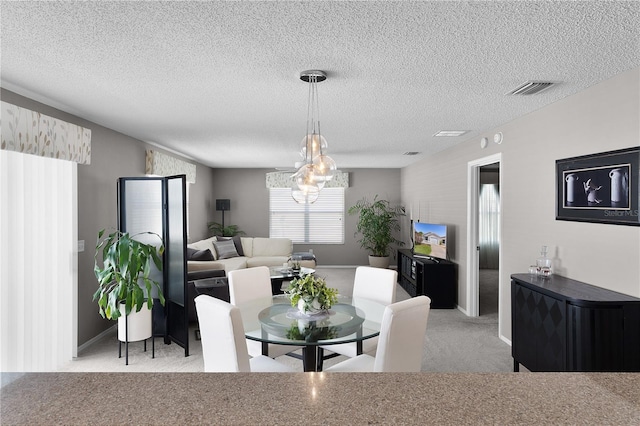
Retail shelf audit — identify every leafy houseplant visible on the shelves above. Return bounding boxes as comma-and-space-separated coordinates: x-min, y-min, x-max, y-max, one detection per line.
207, 222, 245, 237
93, 229, 165, 320
349, 195, 405, 266
286, 321, 338, 342
285, 274, 339, 315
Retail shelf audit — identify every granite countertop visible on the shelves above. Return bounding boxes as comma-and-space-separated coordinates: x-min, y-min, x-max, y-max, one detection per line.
2, 372, 639, 424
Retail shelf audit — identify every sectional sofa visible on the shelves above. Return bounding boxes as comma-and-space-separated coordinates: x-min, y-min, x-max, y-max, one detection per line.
186, 236, 316, 273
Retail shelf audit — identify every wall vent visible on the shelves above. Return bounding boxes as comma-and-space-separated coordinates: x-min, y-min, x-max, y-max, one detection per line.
433, 130, 469, 137
506, 81, 555, 96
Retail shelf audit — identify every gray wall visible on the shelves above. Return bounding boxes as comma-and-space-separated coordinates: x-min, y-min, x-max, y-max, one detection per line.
1, 89, 215, 346
401, 67, 640, 342
206, 168, 402, 265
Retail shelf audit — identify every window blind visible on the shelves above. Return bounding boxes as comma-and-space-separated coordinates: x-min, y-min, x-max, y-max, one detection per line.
269, 188, 344, 244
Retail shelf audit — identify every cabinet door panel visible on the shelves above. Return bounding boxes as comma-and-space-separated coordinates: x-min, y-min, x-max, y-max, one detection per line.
536, 293, 565, 371
512, 283, 537, 369
568, 305, 624, 371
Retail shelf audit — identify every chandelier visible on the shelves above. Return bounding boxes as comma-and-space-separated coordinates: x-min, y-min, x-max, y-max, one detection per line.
291, 70, 337, 204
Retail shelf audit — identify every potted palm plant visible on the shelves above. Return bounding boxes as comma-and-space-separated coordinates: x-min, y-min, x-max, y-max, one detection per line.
207, 222, 245, 237
349, 195, 405, 268
93, 229, 165, 345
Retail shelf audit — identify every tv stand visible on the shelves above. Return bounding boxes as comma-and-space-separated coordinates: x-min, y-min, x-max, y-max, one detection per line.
397, 249, 456, 308
414, 254, 440, 263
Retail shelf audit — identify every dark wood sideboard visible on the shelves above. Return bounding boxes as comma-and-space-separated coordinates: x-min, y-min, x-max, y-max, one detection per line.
511, 273, 640, 372
397, 249, 456, 308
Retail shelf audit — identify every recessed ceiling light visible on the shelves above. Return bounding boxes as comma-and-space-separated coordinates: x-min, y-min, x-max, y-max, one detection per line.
403, 152, 420, 156
434, 130, 469, 137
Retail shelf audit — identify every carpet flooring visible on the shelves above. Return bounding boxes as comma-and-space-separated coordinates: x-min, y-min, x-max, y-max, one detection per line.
59, 267, 512, 373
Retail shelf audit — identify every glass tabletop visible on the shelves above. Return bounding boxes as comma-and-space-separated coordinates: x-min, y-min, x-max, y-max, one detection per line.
268, 266, 315, 280
239, 295, 385, 347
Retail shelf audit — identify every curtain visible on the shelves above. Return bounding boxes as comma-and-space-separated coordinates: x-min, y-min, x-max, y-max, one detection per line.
0, 150, 77, 371
479, 184, 500, 269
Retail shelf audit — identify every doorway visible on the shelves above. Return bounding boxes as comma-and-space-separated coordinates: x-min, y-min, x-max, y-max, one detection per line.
466, 154, 502, 322
478, 163, 500, 316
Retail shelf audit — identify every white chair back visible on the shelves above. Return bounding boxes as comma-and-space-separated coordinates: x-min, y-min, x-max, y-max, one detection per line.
228, 266, 273, 306
317, 267, 397, 363
353, 266, 397, 304
227, 266, 302, 359
374, 295, 431, 372
228, 266, 273, 331
194, 294, 251, 372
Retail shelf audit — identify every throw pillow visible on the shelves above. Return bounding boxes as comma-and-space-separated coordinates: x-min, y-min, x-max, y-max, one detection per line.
186, 248, 214, 261
213, 239, 239, 260
218, 236, 245, 257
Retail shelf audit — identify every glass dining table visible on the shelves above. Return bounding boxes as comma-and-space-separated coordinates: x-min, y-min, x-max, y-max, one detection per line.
237, 294, 386, 372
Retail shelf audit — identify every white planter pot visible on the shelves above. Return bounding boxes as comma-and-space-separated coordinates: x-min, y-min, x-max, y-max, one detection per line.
118, 304, 152, 342
298, 297, 322, 315
369, 255, 390, 269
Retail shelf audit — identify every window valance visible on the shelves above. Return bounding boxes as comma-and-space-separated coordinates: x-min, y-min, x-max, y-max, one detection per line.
145, 149, 196, 184
1, 101, 91, 164
266, 171, 349, 189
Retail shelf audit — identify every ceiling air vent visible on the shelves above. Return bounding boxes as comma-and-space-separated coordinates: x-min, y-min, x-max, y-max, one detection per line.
403, 152, 420, 156
506, 81, 555, 96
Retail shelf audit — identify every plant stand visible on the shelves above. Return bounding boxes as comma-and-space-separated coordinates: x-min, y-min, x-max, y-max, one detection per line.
117, 305, 154, 365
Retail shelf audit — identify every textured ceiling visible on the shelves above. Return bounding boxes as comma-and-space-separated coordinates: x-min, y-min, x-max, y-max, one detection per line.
2, 1, 639, 169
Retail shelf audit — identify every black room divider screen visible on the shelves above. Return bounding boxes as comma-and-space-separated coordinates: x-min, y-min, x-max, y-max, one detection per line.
117, 175, 189, 357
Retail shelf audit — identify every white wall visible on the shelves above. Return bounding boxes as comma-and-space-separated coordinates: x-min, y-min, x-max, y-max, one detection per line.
402, 67, 640, 341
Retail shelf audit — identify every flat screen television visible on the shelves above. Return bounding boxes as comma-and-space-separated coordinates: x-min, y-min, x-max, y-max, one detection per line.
412, 221, 448, 261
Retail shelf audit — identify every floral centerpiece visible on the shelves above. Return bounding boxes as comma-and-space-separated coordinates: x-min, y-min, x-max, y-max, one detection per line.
285, 274, 338, 315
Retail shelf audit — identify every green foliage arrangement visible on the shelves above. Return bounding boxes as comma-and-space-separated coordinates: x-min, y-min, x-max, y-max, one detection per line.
207, 222, 245, 237
286, 321, 338, 342
285, 274, 339, 312
93, 229, 165, 320
348, 195, 405, 257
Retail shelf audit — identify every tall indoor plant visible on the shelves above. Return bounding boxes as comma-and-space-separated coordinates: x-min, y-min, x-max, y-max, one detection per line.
93, 229, 165, 339
349, 195, 405, 268
207, 222, 245, 237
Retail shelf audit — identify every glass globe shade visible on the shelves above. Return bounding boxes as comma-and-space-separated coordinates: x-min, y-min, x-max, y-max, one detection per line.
299, 133, 327, 161
294, 164, 319, 191
290, 175, 320, 203
312, 154, 336, 183
291, 187, 320, 204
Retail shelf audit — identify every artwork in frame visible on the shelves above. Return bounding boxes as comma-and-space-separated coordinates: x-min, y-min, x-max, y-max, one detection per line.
556, 146, 639, 226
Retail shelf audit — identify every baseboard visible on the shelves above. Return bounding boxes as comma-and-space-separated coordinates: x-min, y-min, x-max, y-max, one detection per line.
315, 265, 364, 269
76, 324, 116, 355
456, 305, 468, 316
499, 334, 512, 347
316, 264, 398, 270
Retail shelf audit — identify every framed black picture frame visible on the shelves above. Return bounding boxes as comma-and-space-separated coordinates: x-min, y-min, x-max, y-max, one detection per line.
556, 146, 639, 226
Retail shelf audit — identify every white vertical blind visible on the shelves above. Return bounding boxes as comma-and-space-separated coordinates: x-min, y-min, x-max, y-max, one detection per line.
0, 150, 77, 371
269, 188, 344, 244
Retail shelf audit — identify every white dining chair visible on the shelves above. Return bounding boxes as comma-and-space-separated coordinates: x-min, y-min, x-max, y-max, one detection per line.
194, 295, 294, 372
318, 266, 397, 366
228, 266, 302, 359
324, 295, 431, 372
